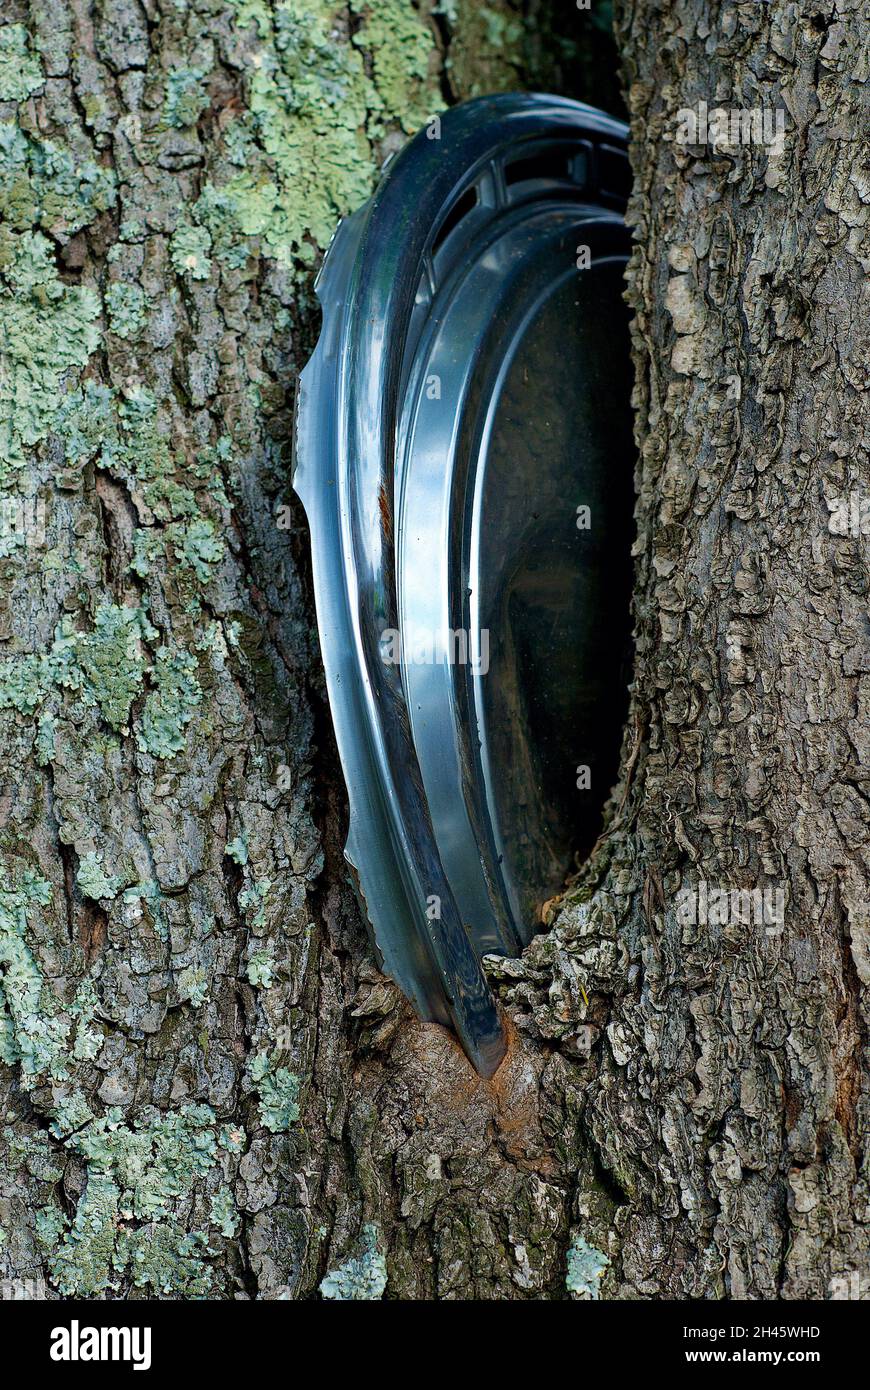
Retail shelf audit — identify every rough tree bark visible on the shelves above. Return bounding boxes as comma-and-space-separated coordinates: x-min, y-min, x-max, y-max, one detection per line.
0, 0, 866, 1302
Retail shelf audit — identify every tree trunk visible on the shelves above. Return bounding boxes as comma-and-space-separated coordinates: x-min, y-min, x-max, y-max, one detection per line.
0, 0, 866, 1301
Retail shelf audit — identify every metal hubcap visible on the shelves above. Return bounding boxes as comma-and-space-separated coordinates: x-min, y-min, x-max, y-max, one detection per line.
294, 95, 634, 1075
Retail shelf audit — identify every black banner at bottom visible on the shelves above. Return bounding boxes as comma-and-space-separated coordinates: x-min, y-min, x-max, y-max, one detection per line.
0, 1296, 862, 1377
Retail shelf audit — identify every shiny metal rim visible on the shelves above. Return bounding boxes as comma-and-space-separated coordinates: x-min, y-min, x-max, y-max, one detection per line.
294, 94, 630, 1075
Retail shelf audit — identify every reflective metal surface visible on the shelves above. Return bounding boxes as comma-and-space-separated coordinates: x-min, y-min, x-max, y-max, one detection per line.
294, 94, 633, 1076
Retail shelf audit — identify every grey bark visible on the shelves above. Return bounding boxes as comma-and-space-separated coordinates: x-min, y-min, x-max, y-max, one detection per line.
0, 0, 866, 1301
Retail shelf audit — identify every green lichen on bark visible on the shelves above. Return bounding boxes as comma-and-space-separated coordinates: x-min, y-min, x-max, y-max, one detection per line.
350, 0, 438, 136
246, 947, 275, 988
104, 281, 145, 338
185, 0, 440, 269
49, 1105, 233, 1296
163, 66, 209, 130
0, 604, 201, 762
0, 868, 99, 1082
247, 1051, 300, 1133
0, 230, 101, 479
68, 604, 153, 731
137, 647, 202, 758
320, 1223, 387, 1300
0, 121, 115, 238
566, 1233, 609, 1299
170, 221, 213, 281
75, 850, 122, 901
0, 24, 44, 102
0, 56, 113, 478
0, 869, 54, 1072
50, 1172, 120, 1297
